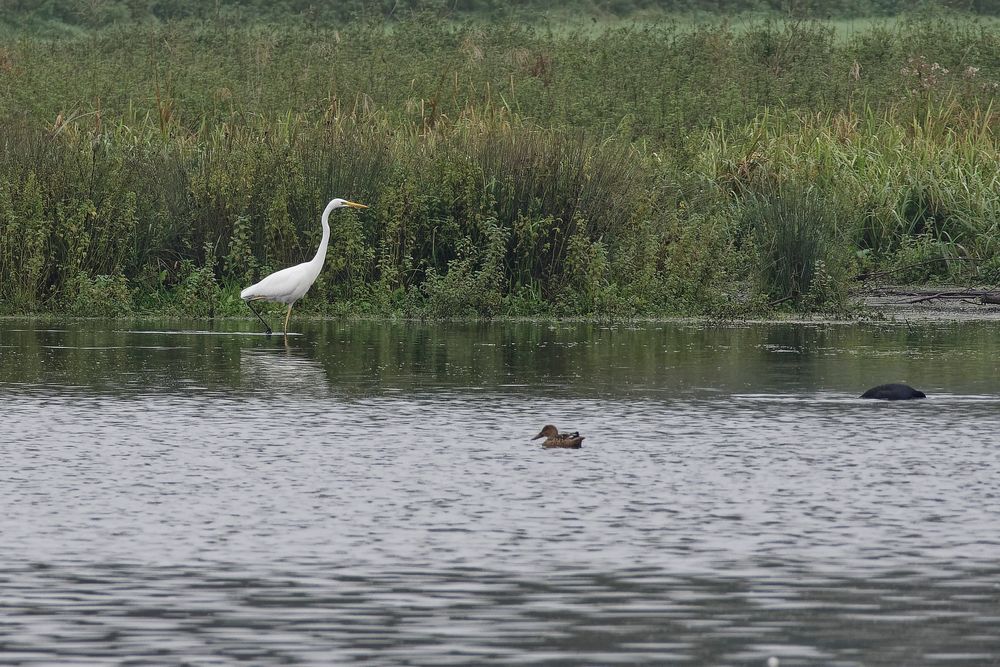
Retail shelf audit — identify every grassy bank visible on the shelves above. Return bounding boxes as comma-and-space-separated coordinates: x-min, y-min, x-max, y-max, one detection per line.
0, 15, 997, 318
5, 1, 999, 34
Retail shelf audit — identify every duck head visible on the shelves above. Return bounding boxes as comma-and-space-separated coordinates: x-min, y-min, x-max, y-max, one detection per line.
532, 424, 559, 440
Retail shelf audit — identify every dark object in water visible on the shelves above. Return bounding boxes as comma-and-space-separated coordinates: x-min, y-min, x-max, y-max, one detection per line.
532, 424, 585, 448
860, 383, 926, 400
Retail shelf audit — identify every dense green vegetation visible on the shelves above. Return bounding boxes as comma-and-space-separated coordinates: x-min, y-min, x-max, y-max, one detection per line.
0, 8, 998, 319
3, 0, 1000, 33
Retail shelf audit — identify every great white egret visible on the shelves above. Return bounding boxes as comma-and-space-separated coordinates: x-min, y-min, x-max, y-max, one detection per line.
240, 198, 368, 335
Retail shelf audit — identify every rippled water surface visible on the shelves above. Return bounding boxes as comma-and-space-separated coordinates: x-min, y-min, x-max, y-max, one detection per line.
2, 319, 1000, 665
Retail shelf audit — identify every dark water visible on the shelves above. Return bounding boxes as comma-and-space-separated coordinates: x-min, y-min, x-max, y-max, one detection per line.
2, 319, 999, 666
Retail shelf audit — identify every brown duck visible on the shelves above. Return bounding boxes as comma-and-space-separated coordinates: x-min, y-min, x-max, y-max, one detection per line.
532, 424, 584, 449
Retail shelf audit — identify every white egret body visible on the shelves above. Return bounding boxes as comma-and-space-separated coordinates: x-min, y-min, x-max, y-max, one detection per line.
241, 198, 367, 334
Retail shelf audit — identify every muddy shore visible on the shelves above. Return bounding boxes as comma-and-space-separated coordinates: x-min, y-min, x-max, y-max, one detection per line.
863, 286, 1000, 322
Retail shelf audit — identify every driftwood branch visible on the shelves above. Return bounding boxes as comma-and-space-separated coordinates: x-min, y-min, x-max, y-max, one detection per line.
903, 290, 1000, 304
907, 292, 949, 304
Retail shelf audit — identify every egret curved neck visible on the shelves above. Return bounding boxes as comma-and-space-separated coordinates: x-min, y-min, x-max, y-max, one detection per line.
309, 201, 337, 269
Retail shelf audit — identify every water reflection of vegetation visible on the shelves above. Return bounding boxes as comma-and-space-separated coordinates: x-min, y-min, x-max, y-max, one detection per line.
2, 321, 998, 397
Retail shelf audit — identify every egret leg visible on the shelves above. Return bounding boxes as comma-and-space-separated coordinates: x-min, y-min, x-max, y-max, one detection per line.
283, 304, 293, 335
246, 299, 273, 336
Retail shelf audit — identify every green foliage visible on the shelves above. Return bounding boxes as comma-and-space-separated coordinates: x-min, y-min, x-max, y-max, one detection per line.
4, 13, 998, 146
801, 259, 851, 312
2, 0, 998, 35
63, 272, 134, 317
656, 208, 743, 316
0, 14, 997, 318
175, 243, 221, 317
557, 226, 611, 314
885, 233, 966, 283
743, 179, 852, 310
0, 172, 49, 311
421, 218, 508, 317
979, 253, 1000, 284
224, 215, 258, 285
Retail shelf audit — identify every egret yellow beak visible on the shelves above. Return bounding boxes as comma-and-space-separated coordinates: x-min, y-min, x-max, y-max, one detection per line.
344, 201, 368, 209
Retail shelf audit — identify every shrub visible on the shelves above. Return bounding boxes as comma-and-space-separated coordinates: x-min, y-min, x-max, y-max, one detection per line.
0, 172, 49, 310
420, 217, 508, 317
174, 243, 221, 317
744, 180, 852, 308
64, 273, 134, 317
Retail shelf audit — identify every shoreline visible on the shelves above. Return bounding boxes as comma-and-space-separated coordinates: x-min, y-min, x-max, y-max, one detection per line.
3, 287, 1000, 326
859, 285, 1000, 323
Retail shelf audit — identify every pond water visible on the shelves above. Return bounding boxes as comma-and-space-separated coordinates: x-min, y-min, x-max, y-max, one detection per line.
2, 319, 999, 666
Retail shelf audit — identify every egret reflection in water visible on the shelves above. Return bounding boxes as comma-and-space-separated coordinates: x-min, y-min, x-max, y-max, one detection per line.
240, 344, 330, 392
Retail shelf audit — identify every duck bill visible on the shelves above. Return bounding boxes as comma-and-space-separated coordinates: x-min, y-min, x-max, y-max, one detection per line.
531, 432, 545, 440
344, 200, 368, 209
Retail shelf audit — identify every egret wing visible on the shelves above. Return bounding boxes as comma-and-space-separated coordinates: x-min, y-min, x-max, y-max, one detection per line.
240, 263, 311, 302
